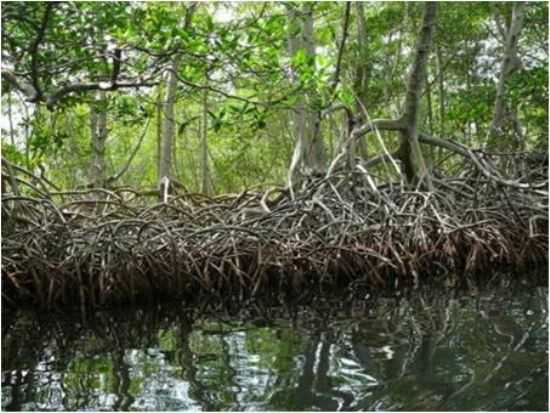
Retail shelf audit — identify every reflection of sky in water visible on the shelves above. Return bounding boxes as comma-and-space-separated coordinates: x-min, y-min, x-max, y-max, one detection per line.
2, 282, 548, 411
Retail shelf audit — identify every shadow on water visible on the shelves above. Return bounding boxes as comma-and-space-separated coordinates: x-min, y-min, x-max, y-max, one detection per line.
1, 274, 548, 411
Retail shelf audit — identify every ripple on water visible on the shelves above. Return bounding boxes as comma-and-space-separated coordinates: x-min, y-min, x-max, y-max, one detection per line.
1, 280, 548, 411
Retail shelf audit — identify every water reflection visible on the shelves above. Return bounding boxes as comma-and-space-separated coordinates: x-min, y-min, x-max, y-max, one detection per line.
2, 281, 548, 411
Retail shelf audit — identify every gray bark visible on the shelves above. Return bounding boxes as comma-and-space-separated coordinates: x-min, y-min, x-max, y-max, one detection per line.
158, 61, 177, 187
89, 92, 108, 186
397, 2, 437, 190
352, 2, 369, 160
426, 67, 434, 136
287, 3, 325, 196
426, 66, 435, 162
157, 4, 196, 191
436, 43, 445, 137
488, 3, 526, 148
287, 4, 307, 193
342, 3, 437, 190
22, 100, 31, 169
156, 84, 163, 183
200, 84, 213, 195
7, 91, 16, 145
354, 2, 369, 119
301, 3, 326, 175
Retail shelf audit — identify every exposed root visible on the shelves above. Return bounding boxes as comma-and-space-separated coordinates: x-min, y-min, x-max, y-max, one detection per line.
2, 162, 547, 310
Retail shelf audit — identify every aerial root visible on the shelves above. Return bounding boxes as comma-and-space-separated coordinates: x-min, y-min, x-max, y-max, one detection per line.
2, 167, 547, 309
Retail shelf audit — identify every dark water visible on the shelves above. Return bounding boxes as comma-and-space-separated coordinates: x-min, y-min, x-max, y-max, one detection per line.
2, 280, 548, 411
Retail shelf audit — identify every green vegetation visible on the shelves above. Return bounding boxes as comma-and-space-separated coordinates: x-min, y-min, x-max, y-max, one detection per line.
2, 2, 547, 192
1, 2, 548, 309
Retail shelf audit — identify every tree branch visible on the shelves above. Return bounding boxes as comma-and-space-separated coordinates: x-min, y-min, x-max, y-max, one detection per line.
45, 80, 159, 109
328, 2, 351, 99
418, 132, 547, 191
2, 69, 159, 108
108, 118, 151, 184
1, 70, 35, 98
353, 118, 405, 138
171, 68, 298, 108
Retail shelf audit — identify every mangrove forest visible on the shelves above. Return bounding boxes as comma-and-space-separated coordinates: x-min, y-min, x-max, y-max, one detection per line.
1, 1, 547, 309
1, 1, 549, 411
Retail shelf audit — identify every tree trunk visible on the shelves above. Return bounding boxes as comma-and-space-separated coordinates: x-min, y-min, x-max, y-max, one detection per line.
487, 3, 526, 149
287, 4, 325, 195
426, 67, 434, 136
352, 1, 369, 160
436, 42, 445, 137
301, 3, 326, 175
7, 90, 16, 146
155, 83, 163, 183
172, 100, 180, 180
426, 66, 435, 162
158, 61, 177, 188
23, 101, 31, 169
200, 83, 213, 195
157, 4, 196, 192
89, 91, 108, 187
397, 2, 437, 190
287, 4, 307, 193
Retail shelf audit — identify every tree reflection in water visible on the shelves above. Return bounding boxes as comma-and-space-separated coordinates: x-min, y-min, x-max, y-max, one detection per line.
1, 279, 548, 411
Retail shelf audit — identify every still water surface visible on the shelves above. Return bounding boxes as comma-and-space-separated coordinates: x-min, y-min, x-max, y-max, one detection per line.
2, 280, 548, 411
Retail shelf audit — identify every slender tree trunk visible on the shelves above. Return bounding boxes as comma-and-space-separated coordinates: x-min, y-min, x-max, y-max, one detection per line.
7, 91, 16, 146
466, 66, 472, 141
426, 66, 435, 163
436, 43, 445, 137
487, 3, 526, 149
354, 1, 369, 116
191, 118, 200, 190
287, 4, 308, 192
426, 67, 434, 136
302, 3, 326, 175
200, 83, 213, 195
353, 1, 369, 160
172, 107, 180, 180
287, 4, 325, 195
510, 105, 525, 150
159, 61, 177, 188
23, 101, 31, 169
89, 91, 108, 187
157, 4, 196, 192
155, 83, 163, 183
397, 2, 437, 190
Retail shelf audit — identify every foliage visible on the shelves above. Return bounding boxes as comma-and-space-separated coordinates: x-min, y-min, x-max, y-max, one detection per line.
1, 2, 547, 192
